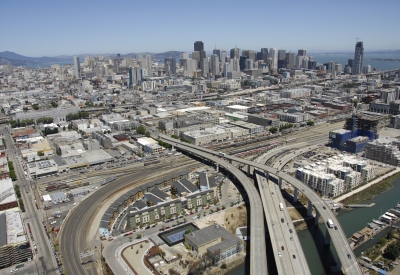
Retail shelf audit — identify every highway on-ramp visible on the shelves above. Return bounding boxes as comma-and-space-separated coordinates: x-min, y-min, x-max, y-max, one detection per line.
160, 135, 363, 275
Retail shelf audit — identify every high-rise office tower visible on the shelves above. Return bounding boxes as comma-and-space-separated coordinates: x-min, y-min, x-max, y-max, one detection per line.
194, 41, 206, 61
230, 47, 240, 59
213, 44, 221, 61
129, 67, 143, 87
230, 57, 239, 72
256, 52, 263, 62
353, 41, 364, 75
363, 65, 371, 74
201, 58, 209, 77
73, 56, 81, 79
223, 62, 231, 77
242, 50, 250, 57
278, 50, 286, 61
192, 51, 201, 68
298, 49, 307, 56
221, 50, 227, 64
261, 48, 268, 63
194, 41, 204, 52
248, 51, 256, 63
113, 58, 120, 74
239, 56, 248, 71
145, 55, 152, 75
182, 53, 189, 59
348, 59, 354, 68
164, 58, 171, 75
268, 48, 278, 72
245, 59, 253, 70
286, 52, 294, 69
170, 58, 176, 74
210, 54, 219, 76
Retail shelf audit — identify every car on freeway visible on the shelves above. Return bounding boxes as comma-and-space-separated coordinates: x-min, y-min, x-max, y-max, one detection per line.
347, 254, 351, 259
334, 226, 338, 230
281, 246, 284, 251
165, 226, 170, 230
10, 268, 19, 273
278, 252, 282, 257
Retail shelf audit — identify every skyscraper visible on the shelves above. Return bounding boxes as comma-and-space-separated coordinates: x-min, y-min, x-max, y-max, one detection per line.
194, 41, 204, 52
145, 55, 152, 75
298, 49, 307, 56
170, 58, 176, 74
348, 59, 354, 69
210, 54, 220, 76
221, 50, 227, 64
230, 47, 240, 59
261, 48, 268, 63
286, 53, 294, 68
213, 44, 221, 61
201, 58, 209, 77
268, 48, 278, 72
192, 51, 201, 68
129, 67, 143, 88
194, 41, 206, 60
73, 56, 81, 79
113, 58, 120, 74
353, 41, 364, 75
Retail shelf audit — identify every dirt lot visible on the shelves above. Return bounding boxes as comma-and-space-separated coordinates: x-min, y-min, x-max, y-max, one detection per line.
224, 205, 248, 234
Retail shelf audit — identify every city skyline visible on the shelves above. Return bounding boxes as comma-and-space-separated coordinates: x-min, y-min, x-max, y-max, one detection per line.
1, 0, 399, 57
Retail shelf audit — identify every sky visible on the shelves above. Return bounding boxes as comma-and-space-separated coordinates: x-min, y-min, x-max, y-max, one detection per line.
1, 0, 399, 57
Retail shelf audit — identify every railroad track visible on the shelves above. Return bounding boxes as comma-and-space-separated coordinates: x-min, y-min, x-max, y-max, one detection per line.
60, 159, 199, 275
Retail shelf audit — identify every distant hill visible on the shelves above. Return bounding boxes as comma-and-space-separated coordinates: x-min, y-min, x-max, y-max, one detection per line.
0, 50, 186, 66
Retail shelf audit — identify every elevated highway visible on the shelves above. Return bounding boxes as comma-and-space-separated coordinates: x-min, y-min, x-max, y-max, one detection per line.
160, 135, 363, 275
171, 144, 268, 275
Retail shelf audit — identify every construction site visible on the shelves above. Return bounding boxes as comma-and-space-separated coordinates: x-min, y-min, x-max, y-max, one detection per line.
329, 111, 389, 153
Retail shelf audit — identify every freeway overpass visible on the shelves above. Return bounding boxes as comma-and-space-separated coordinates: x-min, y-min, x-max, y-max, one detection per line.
160, 135, 363, 275
171, 144, 269, 275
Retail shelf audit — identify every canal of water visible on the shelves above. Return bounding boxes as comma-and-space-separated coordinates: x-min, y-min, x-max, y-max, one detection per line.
227, 176, 400, 275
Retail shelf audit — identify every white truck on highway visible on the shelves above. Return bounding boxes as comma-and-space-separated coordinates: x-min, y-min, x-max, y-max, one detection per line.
327, 219, 334, 228
279, 203, 284, 211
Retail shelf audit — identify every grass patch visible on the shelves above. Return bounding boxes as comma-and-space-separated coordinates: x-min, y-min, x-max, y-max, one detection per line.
341, 172, 400, 205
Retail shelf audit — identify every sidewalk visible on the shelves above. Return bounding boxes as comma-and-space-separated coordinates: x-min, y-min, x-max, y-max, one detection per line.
334, 168, 400, 203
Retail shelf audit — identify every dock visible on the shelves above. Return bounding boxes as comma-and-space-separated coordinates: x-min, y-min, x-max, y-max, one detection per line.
346, 203, 376, 208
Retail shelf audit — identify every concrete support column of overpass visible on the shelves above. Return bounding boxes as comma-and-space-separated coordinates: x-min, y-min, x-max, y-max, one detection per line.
293, 187, 298, 202
264, 171, 269, 181
247, 165, 251, 176
314, 211, 319, 226
325, 228, 331, 245
216, 163, 219, 172
172, 145, 174, 151
307, 200, 313, 216
278, 177, 283, 190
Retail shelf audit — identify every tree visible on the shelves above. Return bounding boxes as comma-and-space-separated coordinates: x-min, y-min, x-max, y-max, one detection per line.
145, 131, 151, 137
307, 120, 315, 126
269, 127, 278, 134
171, 185, 178, 197
384, 242, 400, 260
37, 151, 44, 156
136, 125, 146, 135
62, 126, 66, 131
51, 101, 58, 108
220, 263, 227, 269
32, 104, 39, 110
136, 233, 142, 239
128, 236, 133, 242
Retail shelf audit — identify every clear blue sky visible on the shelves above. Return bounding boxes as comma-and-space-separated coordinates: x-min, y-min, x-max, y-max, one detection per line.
1, 0, 399, 57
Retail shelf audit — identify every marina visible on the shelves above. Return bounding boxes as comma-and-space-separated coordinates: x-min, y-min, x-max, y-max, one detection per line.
348, 204, 400, 251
